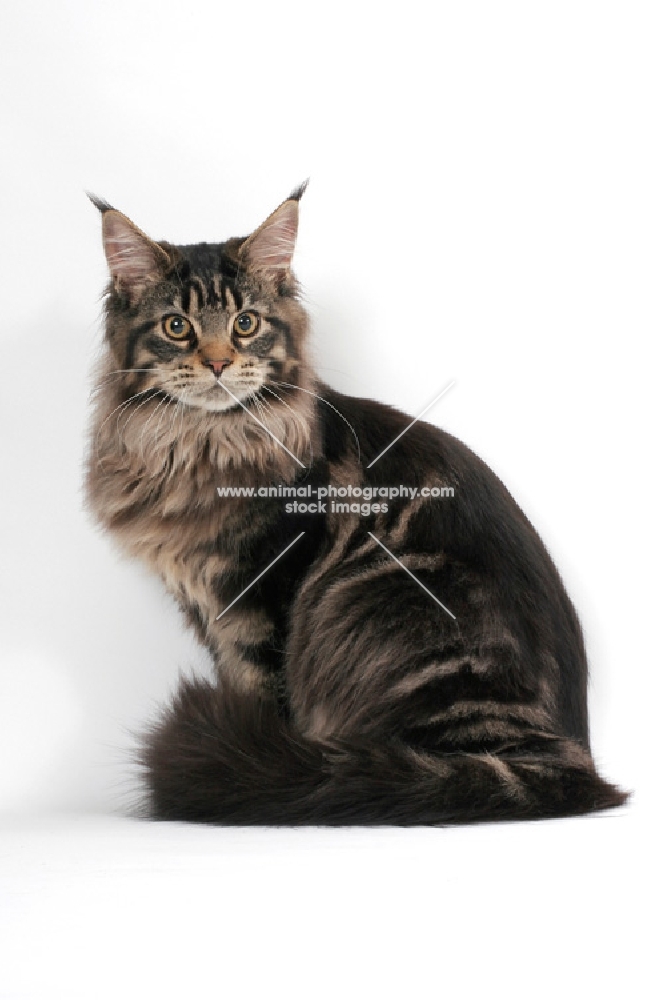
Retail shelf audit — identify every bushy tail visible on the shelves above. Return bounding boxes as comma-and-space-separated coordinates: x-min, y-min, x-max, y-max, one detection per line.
139, 677, 628, 826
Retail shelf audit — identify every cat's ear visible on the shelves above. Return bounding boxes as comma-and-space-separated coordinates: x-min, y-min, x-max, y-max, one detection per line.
239, 182, 307, 279
88, 194, 170, 296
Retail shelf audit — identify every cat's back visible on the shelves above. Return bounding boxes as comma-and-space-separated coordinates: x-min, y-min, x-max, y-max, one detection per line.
319, 384, 531, 523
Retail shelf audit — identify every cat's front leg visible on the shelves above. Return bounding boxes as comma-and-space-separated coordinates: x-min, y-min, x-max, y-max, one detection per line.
184, 598, 284, 698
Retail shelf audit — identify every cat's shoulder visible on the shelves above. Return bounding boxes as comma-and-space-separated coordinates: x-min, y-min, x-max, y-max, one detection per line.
317, 383, 490, 478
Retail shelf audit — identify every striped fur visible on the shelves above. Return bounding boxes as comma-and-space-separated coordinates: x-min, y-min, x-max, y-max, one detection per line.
86, 191, 627, 824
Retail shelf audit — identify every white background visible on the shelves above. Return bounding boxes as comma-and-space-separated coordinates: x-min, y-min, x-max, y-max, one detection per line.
0, 1, 663, 997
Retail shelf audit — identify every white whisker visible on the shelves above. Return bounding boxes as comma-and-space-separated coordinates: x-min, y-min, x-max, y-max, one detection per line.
260, 385, 314, 470
95, 389, 156, 467
118, 391, 161, 447
137, 396, 169, 463
91, 368, 156, 394
151, 394, 176, 448
273, 381, 361, 461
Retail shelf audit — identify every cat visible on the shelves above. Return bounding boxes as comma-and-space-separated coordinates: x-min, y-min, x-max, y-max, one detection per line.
86, 184, 627, 825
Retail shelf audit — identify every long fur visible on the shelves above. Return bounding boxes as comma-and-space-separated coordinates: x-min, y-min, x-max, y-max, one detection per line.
86, 191, 628, 826
141, 676, 627, 825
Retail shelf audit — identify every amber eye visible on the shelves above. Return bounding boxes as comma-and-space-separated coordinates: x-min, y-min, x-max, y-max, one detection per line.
233, 311, 259, 337
163, 315, 192, 340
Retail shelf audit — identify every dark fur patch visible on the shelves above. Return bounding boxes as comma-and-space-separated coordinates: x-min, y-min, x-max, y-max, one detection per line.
140, 676, 628, 825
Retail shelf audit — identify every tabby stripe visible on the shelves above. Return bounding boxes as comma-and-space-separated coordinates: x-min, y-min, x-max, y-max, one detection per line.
124, 320, 156, 369
480, 756, 528, 798
338, 540, 448, 573
421, 716, 541, 743
236, 640, 284, 673
294, 520, 361, 602
387, 658, 471, 698
208, 275, 222, 306
242, 331, 277, 355
338, 548, 448, 591
192, 277, 206, 311
312, 554, 440, 611
426, 700, 552, 729
385, 495, 432, 548
219, 255, 240, 287
225, 286, 242, 312
266, 316, 296, 358
183, 601, 209, 643
143, 335, 186, 362
180, 278, 205, 313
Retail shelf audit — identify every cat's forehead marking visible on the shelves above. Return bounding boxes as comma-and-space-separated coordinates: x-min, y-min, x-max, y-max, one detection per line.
210, 274, 223, 304
224, 286, 237, 312
177, 273, 242, 315
179, 276, 205, 313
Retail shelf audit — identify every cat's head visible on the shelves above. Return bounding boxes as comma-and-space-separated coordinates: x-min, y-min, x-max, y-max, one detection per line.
92, 185, 309, 412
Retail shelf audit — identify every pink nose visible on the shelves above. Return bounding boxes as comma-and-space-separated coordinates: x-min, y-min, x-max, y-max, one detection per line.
203, 358, 232, 377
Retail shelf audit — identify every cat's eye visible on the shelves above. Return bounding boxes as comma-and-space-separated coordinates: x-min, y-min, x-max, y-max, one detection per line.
233, 311, 259, 337
163, 315, 193, 340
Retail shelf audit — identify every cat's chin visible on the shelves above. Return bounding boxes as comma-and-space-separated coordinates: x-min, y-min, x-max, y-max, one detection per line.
176, 388, 259, 413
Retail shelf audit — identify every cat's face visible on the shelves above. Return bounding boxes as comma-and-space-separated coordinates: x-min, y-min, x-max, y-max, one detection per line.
96, 191, 308, 412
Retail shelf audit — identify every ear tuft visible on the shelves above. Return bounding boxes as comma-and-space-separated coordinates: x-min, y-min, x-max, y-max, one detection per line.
99, 209, 170, 290
288, 179, 309, 203
239, 197, 300, 274
86, 191, 114, 214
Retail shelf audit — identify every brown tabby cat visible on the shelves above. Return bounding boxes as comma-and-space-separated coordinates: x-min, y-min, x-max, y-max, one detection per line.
86, 185, 627, 824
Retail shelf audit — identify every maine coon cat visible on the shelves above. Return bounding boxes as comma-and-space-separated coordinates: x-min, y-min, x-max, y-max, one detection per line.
86, 185, 626, 824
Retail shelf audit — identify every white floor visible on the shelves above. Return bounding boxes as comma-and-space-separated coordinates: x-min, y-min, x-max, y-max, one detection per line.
1, 798, 658, 1000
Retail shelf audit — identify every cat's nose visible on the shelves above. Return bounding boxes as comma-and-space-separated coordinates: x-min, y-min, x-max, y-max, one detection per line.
202, 358, 233, 377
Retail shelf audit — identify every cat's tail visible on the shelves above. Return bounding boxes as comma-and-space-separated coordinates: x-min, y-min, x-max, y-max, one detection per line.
139, 676, 628, 825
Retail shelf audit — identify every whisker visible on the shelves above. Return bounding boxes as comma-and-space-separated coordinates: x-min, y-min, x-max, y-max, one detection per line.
118, 391, 161, 445
253, 392, 270, 421
151, 394, 177, 450
166, 398, 184, 452
95, 389, 156, 468
90, 368, 156, 395
273, 381, 361, 461
261, 385, 314, 470
137, 396, 170, 463
177, 395, 186, 441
